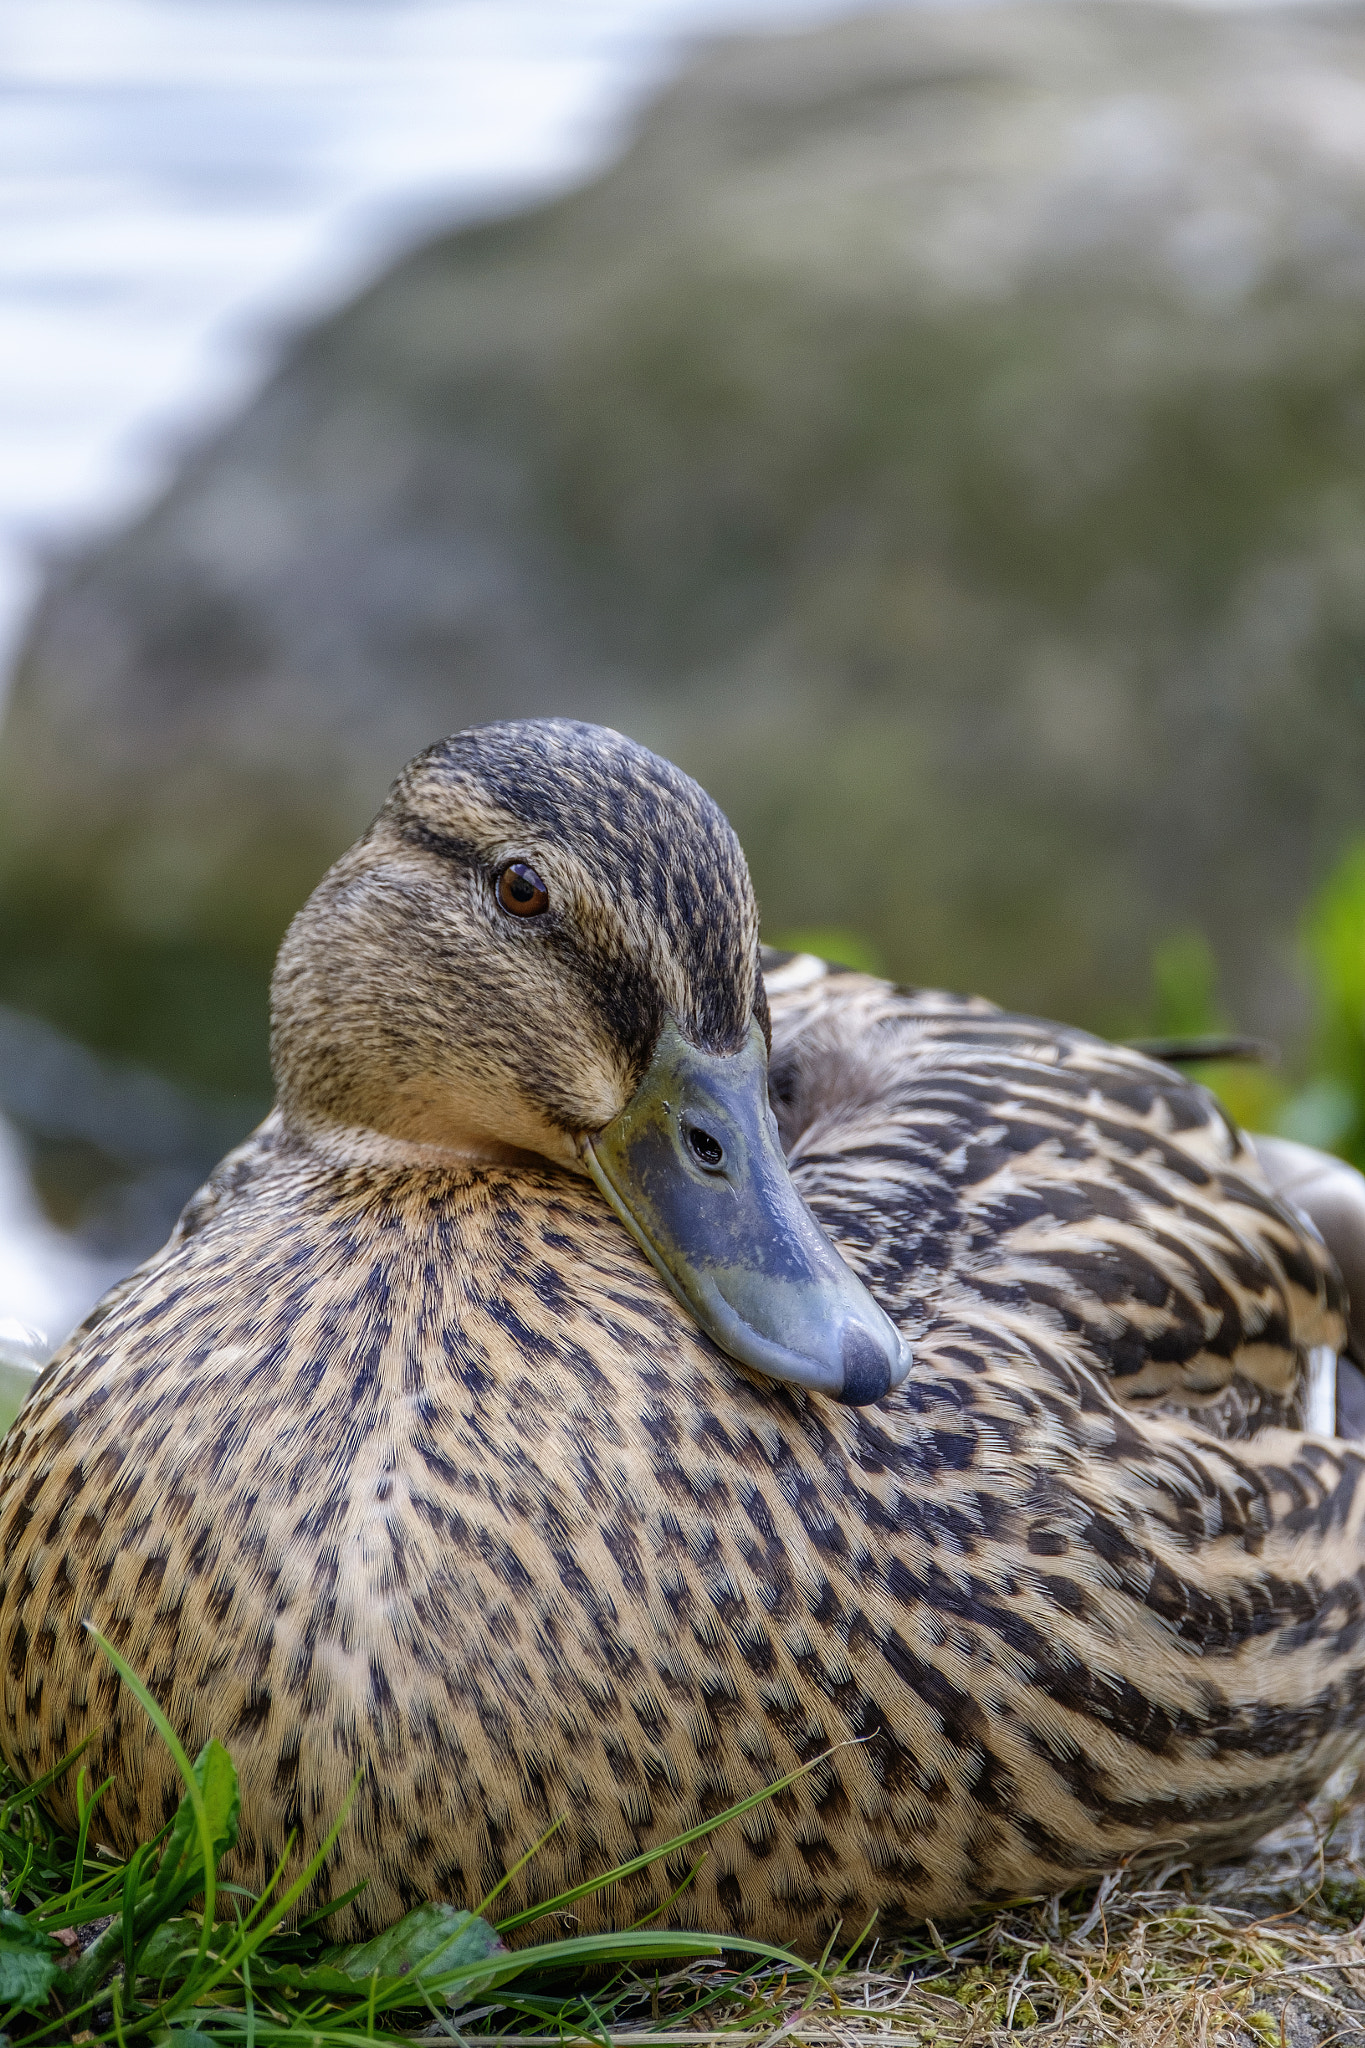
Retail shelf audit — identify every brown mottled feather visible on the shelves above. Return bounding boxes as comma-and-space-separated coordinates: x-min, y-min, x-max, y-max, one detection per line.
0, 727, 1362, 1954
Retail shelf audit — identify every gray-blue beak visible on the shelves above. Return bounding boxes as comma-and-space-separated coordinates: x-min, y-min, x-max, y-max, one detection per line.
585, 1018, 911, 1405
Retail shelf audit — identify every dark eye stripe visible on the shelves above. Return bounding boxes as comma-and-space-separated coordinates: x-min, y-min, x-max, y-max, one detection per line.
497, 861, 550, 918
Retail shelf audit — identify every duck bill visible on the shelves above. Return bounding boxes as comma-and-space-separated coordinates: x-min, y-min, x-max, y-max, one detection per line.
585, 1018, 911, 1406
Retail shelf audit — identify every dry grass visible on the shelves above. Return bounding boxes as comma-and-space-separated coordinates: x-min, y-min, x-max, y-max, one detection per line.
537, 1772, 1365, 2048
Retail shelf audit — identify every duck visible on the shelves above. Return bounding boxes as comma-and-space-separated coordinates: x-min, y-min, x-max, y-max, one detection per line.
2, 716, 1365, 1954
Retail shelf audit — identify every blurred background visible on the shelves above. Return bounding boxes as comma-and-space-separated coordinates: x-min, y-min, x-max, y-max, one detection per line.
3, 0, 1365, 1350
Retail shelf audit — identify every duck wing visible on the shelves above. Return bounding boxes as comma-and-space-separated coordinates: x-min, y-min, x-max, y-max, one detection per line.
762, 957, 1347, 1432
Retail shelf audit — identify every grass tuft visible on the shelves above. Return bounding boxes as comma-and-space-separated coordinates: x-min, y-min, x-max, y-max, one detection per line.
2, 1643, 1365, 2045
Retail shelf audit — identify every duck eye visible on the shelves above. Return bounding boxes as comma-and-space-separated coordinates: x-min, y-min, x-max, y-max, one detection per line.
496, 861, 549, 918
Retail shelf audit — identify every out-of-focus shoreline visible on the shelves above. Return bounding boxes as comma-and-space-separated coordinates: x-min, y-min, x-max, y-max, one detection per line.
0, 0, 876, 691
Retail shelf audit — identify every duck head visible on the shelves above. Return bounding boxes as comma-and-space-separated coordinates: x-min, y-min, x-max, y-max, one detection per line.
272, 719, 910, 1407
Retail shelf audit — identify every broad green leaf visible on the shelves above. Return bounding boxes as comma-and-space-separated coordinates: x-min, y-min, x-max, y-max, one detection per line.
323, 1902, 502, 2000
0, 1909, 59, 2012
145, 1740, 240, 1921
137, 1915, 202, 1984
253, 1958, 378, 1996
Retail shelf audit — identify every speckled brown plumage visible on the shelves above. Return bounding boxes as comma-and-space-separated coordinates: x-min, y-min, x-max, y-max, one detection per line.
1, 721, 1362, 1953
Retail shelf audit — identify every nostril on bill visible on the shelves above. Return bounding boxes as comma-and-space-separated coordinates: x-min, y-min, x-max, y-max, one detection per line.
834, 1324, 896, 1406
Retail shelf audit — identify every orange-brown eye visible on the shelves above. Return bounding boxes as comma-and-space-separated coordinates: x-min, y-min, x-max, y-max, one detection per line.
496, 861, 549, 918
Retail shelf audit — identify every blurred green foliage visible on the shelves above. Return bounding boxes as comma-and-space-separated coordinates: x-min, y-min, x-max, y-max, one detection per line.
1299, 843, 1365, 1164
1148, 932, 1225, 1043
1148, 844, 1365, 1168
766, 928, 887, 977
779, 842, 1365, 1171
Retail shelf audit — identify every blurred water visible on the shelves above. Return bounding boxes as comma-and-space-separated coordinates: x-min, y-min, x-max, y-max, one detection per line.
0, 999, 253, 1345
0, 1114, 124, 1349
0, 0, 877, 689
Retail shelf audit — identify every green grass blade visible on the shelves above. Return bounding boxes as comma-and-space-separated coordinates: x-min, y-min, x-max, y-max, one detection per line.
170, 1776, 362, 2015
476, 1813, 564, 1919
85, 1626, 220, 1981
0, 1731, 94, 1827
496, 1748, 841, 1938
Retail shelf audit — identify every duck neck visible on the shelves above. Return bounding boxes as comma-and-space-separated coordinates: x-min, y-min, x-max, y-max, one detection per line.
281, 1106, 581, 1179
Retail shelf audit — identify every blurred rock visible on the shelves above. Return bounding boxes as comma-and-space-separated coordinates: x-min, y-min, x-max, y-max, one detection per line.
6, 0, 1365, 1091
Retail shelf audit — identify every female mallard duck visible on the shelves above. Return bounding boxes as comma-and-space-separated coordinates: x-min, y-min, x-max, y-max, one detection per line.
2, 719, 1365, 1951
